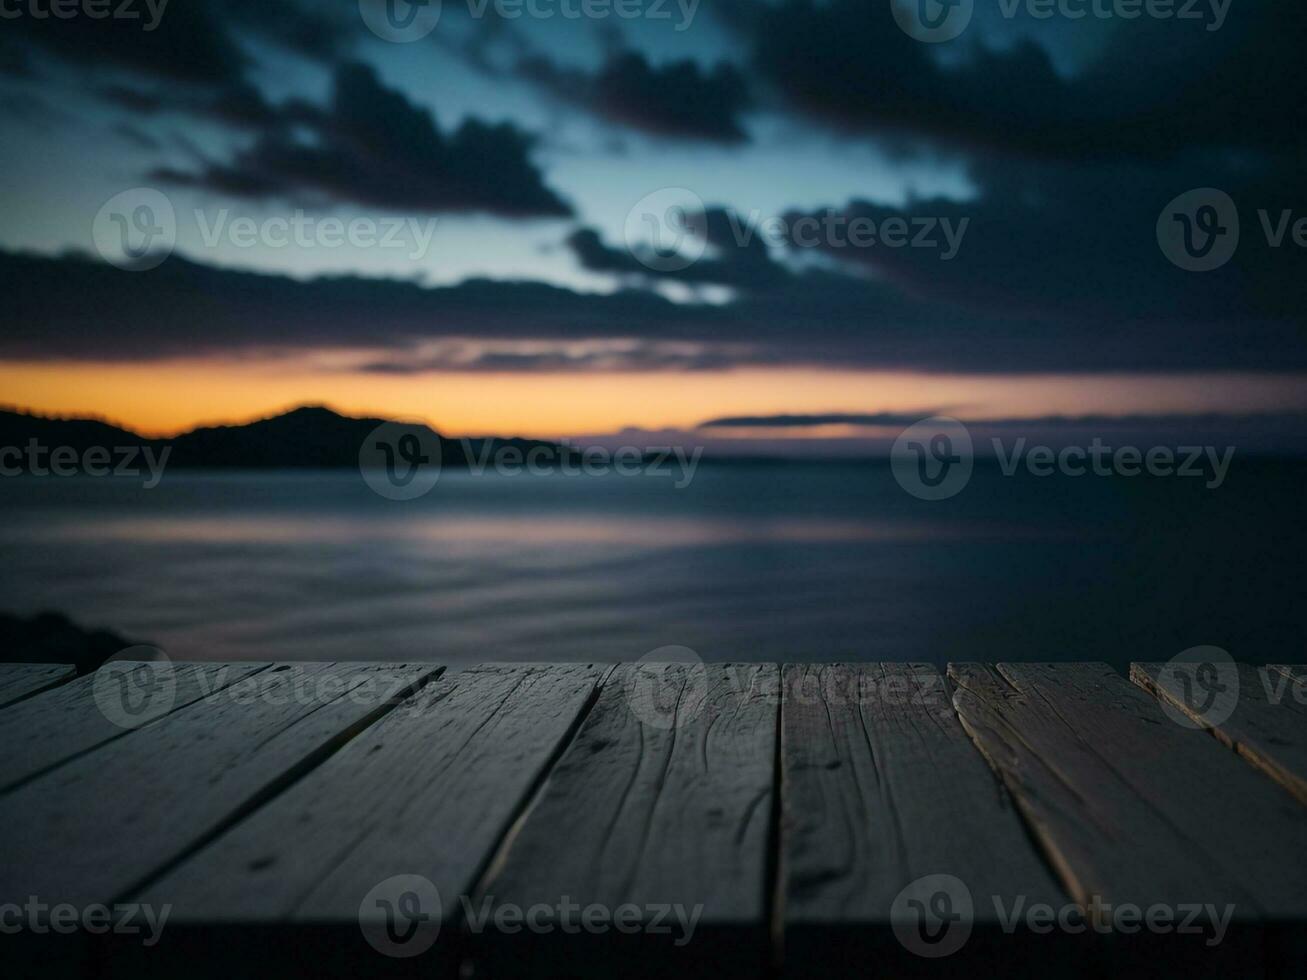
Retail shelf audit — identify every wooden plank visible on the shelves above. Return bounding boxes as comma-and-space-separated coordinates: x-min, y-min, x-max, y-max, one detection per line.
1132, 662, 1307, 807
132, 664, 605, 971
0, 662, 76, 708
0, 662, 440, 912
467, 663, 778, 979
781, 663, 1073, 975
111, 664, 603, 979
0, 660, 269, 793
950, 663, 1307, 916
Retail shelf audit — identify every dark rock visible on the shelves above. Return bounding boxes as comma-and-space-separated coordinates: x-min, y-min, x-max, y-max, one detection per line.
0, 611, 136, 674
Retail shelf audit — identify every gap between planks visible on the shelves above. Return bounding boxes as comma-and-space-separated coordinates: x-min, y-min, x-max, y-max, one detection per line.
1131, 661, 1307, 808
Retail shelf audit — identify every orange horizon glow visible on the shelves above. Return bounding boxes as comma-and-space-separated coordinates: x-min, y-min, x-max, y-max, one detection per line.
2, 360, 1306, 439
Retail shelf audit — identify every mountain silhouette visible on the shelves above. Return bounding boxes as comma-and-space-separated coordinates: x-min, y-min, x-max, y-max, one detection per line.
0, 404, 576, 470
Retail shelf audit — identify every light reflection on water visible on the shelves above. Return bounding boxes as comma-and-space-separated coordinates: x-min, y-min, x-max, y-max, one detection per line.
18, 515, 1049, 547
0, 464, 1302, 666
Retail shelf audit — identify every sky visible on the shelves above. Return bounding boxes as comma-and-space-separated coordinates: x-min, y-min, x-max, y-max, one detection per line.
1, 0, 1304, 448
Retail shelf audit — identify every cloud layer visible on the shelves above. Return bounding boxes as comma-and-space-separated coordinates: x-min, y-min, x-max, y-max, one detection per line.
1, 0, 1304, 387
152, 63, 572, 217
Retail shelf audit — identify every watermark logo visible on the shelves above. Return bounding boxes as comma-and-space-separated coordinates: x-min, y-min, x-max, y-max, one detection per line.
0, 0, 170, 31
623, 646, 708, 730
890, 875, 1236, 956
0, 897, 171, 944
1159, 189, 1307, 271
896, 0, 1229, 40
463, 896, 703, 944
92, 647, 177, 729
891, 874, 974, 957
92, 188, 176, 271
360, 430, 703, 500
994, 894, 1235, 946
1261, 667, 1307, 707
0, 440, 171, 487
623, 195, 969, 271
891, 417, 974, 501
1156, 645, 1239, 730
786, 668, 951, 713
359, 874, 442, 957
463, 440, 702, 488
992, 439, 1234, 488
782, 210, 968, 259
361, 0, 698, 36
359, 0, 442, 42
94, 190, 440, 268
195, 209, 438, 260
625, 188, 708, 272
891, 0, 973, 42
892, 417, 1236, 499
1157, 188, 1239, 272
204, 665, 425, 714
359, 421, 443, 501
1000, 0, 1231, 31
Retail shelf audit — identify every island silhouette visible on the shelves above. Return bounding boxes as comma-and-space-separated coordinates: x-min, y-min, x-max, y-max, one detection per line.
0, 404, 576, 470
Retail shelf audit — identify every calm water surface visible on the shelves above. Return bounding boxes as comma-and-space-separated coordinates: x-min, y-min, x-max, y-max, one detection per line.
0, 463, 1302, 667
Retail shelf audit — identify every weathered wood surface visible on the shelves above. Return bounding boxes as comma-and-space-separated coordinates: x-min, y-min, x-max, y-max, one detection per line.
782, 663, 1064, 919
781, 663, 1071, 974
1132, 661, 1307, 807
0, 662, 439, 909
950, 663, 1307, 919
3, 660, 1306, 980
469, 663, 778, 978
0, 661, 267, 792
141, 663, 604, 921
0, 662, 76, 708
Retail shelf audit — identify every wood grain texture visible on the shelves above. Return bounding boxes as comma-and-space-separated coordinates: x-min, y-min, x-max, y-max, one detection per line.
6, 659, 1306, 979
468, 662, 779, 979
781, 663, 1071, 977
140, 663, 605, 920
950, 662, 1307, 919
1132, 662, 1307, 807
0, 661, 268, 793
114, 664, 603, 980
0, 662, 439, 910
783, 663, 1063, 920
0, 662, 76, 708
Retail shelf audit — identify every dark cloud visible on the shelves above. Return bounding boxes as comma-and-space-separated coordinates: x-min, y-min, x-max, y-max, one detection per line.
8, 0, 349, 87
0, 41, 34, 78
358, 343, 741, 374
222, 0, 355, 61
5, 0, 350, 147
0, 248, 697, 363
109, 122, 162, 151
520, 50, 751, 143
0, 89, 71, 129
720, 0, 1307, 161
3, 237, 1305, 376
702, 412, 1307, 430
2, 0, 1305, 385
152, 63, 572, 218
701, 413, 944, 429
431, 14, 750, 144
561, 140, 1307, 375
7, 1, 248, 86
566, 206, 786, 290
100, 80, 284, 130
696, 411, 1307, 454
776, 153, 1307, 326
